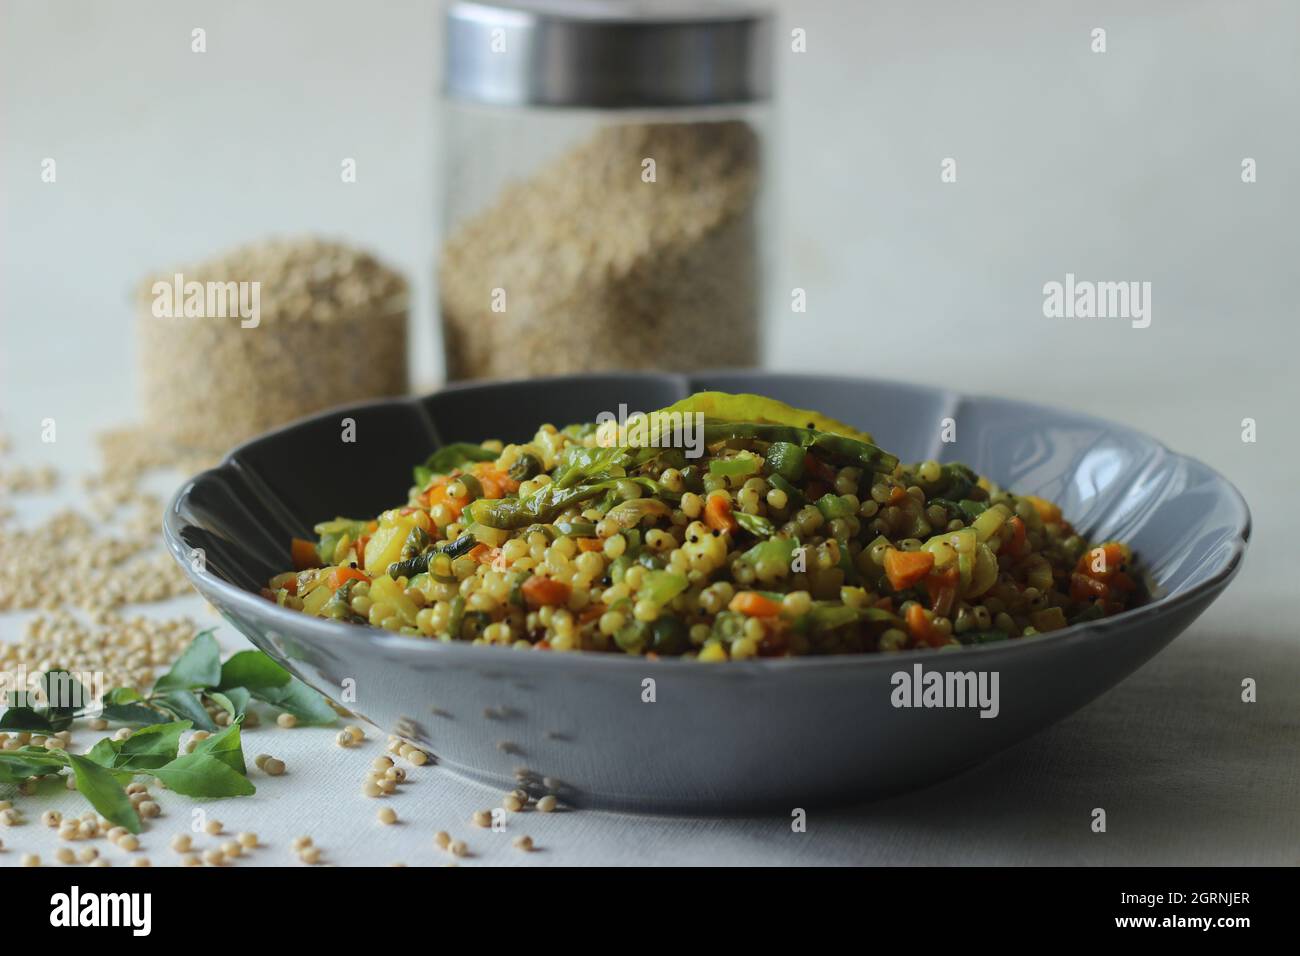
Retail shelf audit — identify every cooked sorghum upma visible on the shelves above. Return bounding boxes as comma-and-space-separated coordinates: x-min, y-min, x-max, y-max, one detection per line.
265, 393, 1140, 658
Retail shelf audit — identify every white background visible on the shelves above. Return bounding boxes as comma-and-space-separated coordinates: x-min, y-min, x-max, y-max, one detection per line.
1, 0, 1297, 865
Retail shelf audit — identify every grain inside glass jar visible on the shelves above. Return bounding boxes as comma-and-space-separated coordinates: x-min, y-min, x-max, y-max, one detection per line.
439, 120, 761, 379
437, 1, 773, 381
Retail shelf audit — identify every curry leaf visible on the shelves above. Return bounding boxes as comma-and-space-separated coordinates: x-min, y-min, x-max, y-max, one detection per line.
191, 718, 247, 775
85, 737, 122, 768
153, 690, 218, 732
218, 650, 290, 692
104, 687, 146, 706
251, 677, 336, 726
0, 747, 68, 783
208, 688, 250, 719
100, 702, 171, 726
114, 720, 190, 771
152, 630, 221, 693
40, 670, 89, 731
151, 753, 255, 798
67, 753, 141, 833
0, 706, 53, 733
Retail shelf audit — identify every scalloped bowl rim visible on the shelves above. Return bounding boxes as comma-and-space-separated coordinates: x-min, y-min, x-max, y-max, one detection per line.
163, 371, 1252, 673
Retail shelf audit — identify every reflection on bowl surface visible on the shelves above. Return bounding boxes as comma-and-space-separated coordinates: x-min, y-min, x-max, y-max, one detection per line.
165, 372, 1249, 811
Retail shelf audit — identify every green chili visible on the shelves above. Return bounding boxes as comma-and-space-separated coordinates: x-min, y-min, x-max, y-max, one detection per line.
734, 511, 776, 538
508, 453, 543, 482
701, 421, 898, 474
764, 441, 805, 481
386, 534, 478, 579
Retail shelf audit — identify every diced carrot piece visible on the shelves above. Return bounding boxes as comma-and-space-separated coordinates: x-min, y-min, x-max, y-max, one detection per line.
1005, 516, 1028, 557
923, 565, 959, 603
576, 537, 605, 552
470, 462, 519, 498
291, 538, 319, 571
356, 535, 369, 570
418, 475, 446, 505
873, 597, 895, 612
327, 566, 370, 589
704, 493, 739, 534
1109, 570, 1137, 593
466, 543, 492, 563
883, 548, 935, 591
521, 575, 571, 609
1070, 572, 1110, 603
887, 486, 909, 506
1076, 541, 1129, 579
578, 603, 607, 624
427, 483, 470, 520
728, 591, 783, 617
905, 603, 942, 646
1024, 495, 1062, 524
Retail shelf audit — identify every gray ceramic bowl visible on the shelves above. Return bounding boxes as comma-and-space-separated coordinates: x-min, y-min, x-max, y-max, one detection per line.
163, 372, 1250, 811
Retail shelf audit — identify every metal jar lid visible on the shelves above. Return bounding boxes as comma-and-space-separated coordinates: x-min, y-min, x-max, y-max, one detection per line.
443, 0, 773, 108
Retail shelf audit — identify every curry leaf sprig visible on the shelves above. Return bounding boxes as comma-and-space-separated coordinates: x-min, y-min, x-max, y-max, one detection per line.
0, 632, 337, 832
0, 630, 336, 734
0, 718, 254, 833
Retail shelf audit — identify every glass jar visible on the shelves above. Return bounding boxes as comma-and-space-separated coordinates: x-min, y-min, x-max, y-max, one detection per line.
438, 0, 773, 381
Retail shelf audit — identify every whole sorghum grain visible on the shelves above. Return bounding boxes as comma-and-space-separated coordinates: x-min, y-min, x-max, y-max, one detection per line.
0, 503, 192, 613
0, 611, 197, 703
